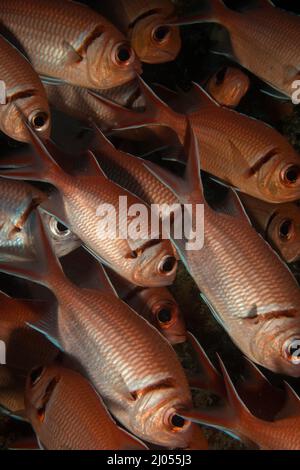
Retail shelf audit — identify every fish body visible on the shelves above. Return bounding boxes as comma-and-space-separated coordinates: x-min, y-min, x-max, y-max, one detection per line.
0, 131, 177, 287
90, 79, 300, 203
206, 66, 250, 107
0, 0, 141, 89
0, 34, 50, 142
97, 0, 181, 63
240, 194, 300, 264
176, 0, 300, 100
146, 126, 300, 377
25, 364, 148, 450
0, 177, 80, 259
106, 267, 187, 344
0, 291, 59, 372
0, 211, 207, 449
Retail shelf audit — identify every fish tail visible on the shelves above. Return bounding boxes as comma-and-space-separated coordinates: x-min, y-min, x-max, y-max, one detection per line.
88, 77, 183, 137
0, 122, 63, 187
0, 209, 65, 290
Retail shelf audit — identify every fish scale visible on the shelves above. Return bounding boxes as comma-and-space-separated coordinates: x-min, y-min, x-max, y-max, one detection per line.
25, 365, 147, 449
0, 0, 140, 89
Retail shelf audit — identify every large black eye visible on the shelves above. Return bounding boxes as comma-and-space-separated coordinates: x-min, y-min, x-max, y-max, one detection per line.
158, 256, 177, 274
282, 165, 300, 185
152, 25, 171, 43
30, 366, 45, 386
283, 338, 300, 364
279, 219, 293, 241
157, 308, 172, 324
170, 414, 186, 429
115, 44, 134, 65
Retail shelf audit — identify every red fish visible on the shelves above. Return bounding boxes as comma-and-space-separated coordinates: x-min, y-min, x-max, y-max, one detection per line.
89, 77, 300, 203
25, 364, 148, 450
206, 66, 250, 107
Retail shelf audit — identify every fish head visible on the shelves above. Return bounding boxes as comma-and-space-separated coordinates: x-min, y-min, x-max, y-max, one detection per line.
251, 314, 300, 377
266, 204, 300, 263
130, 14, 181, 64
131, 240, 177, 287
257, 149, 300, 203
138, 287, 186, 344
25, 365, 60, 429
127, 386, 204, 448
207, 66, 250, 107
2, 96, 51, 143
86, 32, 141, 89
41, 213, 81, 258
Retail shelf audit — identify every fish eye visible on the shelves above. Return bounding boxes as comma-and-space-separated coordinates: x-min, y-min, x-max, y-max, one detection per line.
152, 25, 171, 44
283, 338, 300, 364
29, 111, 49, 131
30, 366, 45, 386
282, 165, 300, 186
157, 307, 173, 324
49, 217, 71, 239
114, 43, 134, 65
170, 414, 186, 430
158, 256, 177, 275
215, 67, 228, 85
279, 219, 293, 241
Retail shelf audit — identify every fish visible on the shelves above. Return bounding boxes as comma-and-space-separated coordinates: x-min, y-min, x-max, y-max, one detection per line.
0, 290, 59, 373
24, 364, 148, 450
0, 209, 208, 449
0, 0, 141, 90
0, 177, 81, 259
97, 0, 181, 64
179, 356, 300, 450
103, 268, 186, 345
0, 366, 26, 419
0, 125, 177, 287
43, 79, 142, 132
144, 124, 300, 377
206, 66, 250, 107
171, 0, 300, 100
0, 34, 50, 142
240, 194, 300, 264
89, 77, 300, 204
91, 127, 178, 207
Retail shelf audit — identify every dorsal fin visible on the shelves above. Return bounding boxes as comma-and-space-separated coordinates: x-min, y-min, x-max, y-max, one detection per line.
78, 150, 108, 179
191, 82, 221, 109
276, 382, 300, 420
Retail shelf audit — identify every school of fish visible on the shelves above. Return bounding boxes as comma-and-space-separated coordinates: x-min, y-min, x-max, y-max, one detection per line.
0, 0, 300, 451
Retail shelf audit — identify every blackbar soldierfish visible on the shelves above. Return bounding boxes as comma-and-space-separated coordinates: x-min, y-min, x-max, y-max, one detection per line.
0, 127, 177, 287
89, 78, 300, 204
0, 177, 80, 259
240, 194, 300, 264
0, 291, 59, 373
0, 0, 141, 89
0, 366, 26, 419
172, 0, 300, 100
98, 0, 181, 63
180, 357, 300, 450
206, 66, 250, 108
101, 265, 186, 345
0, 211, 207, 449
0, 35, 50, 142
145, 125, 300, 377
25, 364, 148, 450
